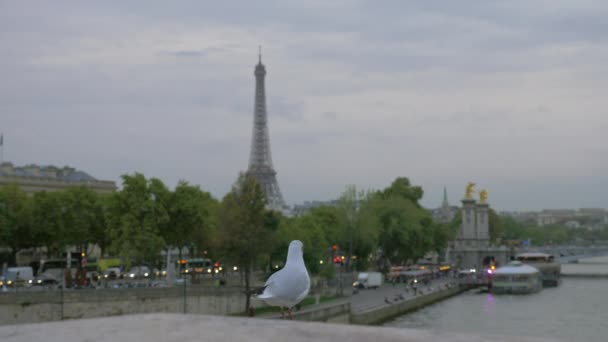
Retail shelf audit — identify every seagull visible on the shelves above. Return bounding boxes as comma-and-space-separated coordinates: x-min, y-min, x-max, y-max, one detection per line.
257, 240, 310, 319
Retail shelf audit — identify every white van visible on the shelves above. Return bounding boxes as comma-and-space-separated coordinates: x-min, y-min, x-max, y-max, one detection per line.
6, 266, 35, 287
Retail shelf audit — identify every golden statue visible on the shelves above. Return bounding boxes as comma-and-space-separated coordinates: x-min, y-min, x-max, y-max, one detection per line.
464, 182, 475, 199
479, 189, 488, 203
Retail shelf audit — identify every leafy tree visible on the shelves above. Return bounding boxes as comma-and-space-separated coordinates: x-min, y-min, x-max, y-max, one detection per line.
217, 174, 274, 312
371, 177, 440, 269
91, 194, 111, 256
164, 180, 216, 260
335, 185, 377, 271
0, 185, 33, 263
31, 191, 65, 257
106, 174, 168, 267
488, 209, 504, 243
61, 186, 105, 255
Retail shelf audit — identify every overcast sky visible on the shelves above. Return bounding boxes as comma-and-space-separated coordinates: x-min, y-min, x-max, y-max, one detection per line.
2, 1, 607, 211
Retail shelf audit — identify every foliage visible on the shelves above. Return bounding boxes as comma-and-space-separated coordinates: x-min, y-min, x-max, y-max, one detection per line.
106, 173, 168, 267
334, 185, 377, 271
217, 174, 273, 311
163, 180, 216, 257
31, 191, 65, 256
488, 208, 503, 243
371, 178, 438, 269
0, 185, 33, 261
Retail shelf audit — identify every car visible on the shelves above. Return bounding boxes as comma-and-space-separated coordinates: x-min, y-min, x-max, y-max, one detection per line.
126, 266, 151, 279
102, 267, 123, 280
33, 268, 63, 287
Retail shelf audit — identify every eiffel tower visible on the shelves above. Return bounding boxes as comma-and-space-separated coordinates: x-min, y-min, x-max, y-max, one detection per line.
246, 48, 286, 211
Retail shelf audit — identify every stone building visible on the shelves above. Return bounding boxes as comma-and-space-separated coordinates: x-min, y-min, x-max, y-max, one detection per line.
0, 162, 116, 195
448, 186, 510, 271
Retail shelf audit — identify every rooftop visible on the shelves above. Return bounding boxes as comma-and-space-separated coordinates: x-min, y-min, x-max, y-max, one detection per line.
495, 261, 540, 275
0, 162, 98, 182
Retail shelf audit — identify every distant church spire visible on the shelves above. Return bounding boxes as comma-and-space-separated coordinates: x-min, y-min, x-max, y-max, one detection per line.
440, 186, 453, 223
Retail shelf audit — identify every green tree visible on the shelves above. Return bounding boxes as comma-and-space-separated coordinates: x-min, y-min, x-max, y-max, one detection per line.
335, 185, 377, 271
217, 174, 274, 312
0, 185, 33, 263
371, 177, 440, 269
61, 187, 105, 255
164, 181, 216, 260
106, 174, 168, 267
488, 209, 504, 243
31, 191, 65, 257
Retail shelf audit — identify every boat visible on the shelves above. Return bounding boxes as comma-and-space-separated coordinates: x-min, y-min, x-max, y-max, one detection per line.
515, 252, 561, 287
490, 261, 542, 294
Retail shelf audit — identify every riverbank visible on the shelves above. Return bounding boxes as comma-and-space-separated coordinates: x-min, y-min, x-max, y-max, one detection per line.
350, 283, 466, 325
561, 257, 608, 277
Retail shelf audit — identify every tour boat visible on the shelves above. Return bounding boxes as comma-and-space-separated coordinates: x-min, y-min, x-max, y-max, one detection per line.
515, 252, 561, 287
490, 261, 542, 294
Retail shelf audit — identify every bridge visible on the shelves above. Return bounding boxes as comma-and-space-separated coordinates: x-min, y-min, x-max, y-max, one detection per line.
513, 245, 608, 263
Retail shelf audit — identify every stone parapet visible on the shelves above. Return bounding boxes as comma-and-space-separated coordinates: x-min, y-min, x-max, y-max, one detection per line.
0, 313, 563, 342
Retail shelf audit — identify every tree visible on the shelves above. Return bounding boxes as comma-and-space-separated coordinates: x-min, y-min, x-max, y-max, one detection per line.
30, 191, 65, 257
488, 209, 504, 243
106, 174, 168, 267
61, 187, 105, 255
164, 180, 216, 260
371, 177, 441, 269
217, 174, 274, 312
335, 185, 377, 271
0, 185, 33, 263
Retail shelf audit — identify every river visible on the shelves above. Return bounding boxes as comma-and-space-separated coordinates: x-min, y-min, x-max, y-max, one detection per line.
384, 266, 608, 341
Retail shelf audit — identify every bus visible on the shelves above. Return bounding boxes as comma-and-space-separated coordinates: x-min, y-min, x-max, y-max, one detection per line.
178, 258, 213, 275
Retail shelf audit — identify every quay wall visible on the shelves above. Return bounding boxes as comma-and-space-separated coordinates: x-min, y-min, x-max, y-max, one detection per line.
0, 286, 254, 325
0, 284, 349, 326
350, 286, 466, 325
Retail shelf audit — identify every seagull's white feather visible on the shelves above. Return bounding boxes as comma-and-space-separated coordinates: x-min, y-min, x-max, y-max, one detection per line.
257, 240, 310, 308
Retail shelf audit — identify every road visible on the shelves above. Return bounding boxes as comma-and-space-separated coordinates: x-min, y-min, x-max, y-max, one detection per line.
350, 277, 457, 313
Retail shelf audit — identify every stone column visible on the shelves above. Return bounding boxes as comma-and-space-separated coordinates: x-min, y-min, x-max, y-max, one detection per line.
460, 198, 476, 247
476, 203, 489, 247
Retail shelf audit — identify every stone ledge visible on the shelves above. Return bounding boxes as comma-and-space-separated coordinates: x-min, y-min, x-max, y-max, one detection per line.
0, 313, 562, 342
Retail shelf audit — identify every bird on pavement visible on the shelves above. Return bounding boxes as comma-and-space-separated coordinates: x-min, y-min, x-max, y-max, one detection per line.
384, 297, 392, 305
257, 240, 310, 319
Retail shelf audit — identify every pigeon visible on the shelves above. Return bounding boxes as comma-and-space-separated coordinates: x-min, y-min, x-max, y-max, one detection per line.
384, 297, 392, 304
257, 240, 310, 319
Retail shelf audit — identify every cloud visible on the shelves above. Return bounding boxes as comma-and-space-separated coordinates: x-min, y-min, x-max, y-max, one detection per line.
0, 1, 607, 210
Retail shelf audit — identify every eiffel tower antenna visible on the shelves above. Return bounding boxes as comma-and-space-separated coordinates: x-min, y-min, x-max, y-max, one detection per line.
246, 49, 286, 211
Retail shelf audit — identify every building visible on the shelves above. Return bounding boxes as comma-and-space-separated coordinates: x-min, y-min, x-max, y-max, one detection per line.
0, 162, 116, 195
